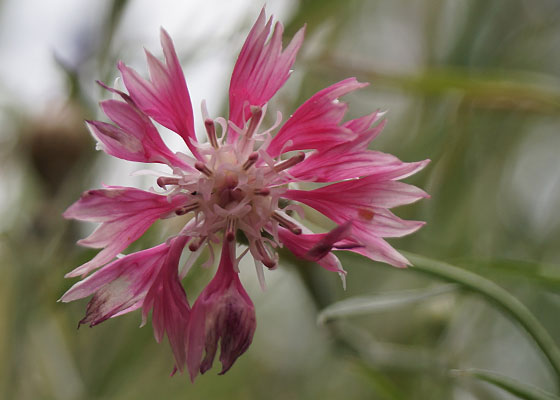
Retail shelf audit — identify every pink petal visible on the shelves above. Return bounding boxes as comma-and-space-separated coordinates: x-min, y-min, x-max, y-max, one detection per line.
89, 96, 191, 168
60, 242, 171, 326
119, 29, 200, 158
267, 78, 368, 157
344, 228, 411, 268
228, 9, 305, 136
291, 147, 426, 182
64, 187, 188, 277
285, 174, 429, 210
278, 228, 347, 275
142, 235, 191, 372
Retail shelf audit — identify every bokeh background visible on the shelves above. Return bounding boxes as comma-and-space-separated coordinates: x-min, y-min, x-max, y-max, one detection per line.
1, 0, 560, 399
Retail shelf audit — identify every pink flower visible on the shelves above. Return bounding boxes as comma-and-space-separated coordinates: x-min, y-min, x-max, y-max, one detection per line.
62, 9, 429, 379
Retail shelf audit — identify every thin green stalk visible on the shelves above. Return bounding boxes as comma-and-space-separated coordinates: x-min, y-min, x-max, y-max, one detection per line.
452, 368, 560, 400
402, 251, 560, 381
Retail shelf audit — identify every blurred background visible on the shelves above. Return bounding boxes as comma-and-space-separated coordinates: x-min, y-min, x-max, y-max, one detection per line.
1, 0, 560, 399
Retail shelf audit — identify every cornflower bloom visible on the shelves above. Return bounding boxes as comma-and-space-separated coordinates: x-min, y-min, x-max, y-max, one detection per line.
61, 9, 429, 381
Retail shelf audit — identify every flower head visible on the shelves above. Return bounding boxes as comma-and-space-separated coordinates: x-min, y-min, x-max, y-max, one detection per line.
62, 9, 429, 378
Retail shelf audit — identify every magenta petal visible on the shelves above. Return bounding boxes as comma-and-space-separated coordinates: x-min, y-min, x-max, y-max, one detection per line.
64, 187, 188, 277
142, 235, 190, 372
289, 148, 428, 182
346, 229, 411, 268
278, 228, 347, 275
285, 174, 429, 211
267, 78, 368, 157
119, 29, 200, 158
186, 241, 256, 381
89, 97, 191, 168
228, 9, 305, 135
60, 242, 171, 326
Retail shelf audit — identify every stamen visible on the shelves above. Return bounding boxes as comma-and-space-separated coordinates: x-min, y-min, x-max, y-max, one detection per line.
242, 152, 259, 170
194, 162, 213, 177
254, 188, 270, 196
255, 240, 276, 269
272, 211, 302, 235
226, 216, 237, 242
204, 118, 219, 149
175, 202, 198, 215
189, 236, 206, 252
157, 176, 180, 188
245, 106, 263, 140
273, 152, 305, 173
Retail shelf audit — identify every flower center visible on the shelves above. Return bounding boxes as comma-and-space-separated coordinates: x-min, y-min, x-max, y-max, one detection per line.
158, 106, 304, 269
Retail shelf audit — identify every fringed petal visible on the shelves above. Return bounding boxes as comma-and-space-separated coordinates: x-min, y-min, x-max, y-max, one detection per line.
228, 8, 305, 137
119, 29, 200, 158
267, 78, 368, 157
142, 235, 191, 372
88, 95, 192, 168
64, 187, 188, 277
60, 242, 171, 326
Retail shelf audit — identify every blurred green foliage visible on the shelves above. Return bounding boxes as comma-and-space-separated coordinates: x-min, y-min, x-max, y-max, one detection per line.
1, 0, 560, 399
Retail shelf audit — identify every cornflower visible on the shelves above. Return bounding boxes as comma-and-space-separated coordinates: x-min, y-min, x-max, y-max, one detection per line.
61, 9, 429, 381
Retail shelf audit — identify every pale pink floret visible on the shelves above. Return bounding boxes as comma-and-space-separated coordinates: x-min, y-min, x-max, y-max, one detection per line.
278, 225, 353, 276
186, 240, 255, 381
284, 165, 429, 267
63, 8, 430, 380
119, 29, 200, 159
142, 235, 191, 372
63, 187, 187, 277
60, 241, 172, 326
266, 78, 368, 157
88, 95, 190, 169
228, 8, 305, 133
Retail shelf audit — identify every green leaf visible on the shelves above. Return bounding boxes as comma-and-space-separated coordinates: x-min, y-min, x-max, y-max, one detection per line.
317, 284, 457, 324
452, 368, 560, 400
402, 251, 560, 381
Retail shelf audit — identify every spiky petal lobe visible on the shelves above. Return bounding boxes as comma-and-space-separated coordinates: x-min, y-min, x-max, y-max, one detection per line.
266, 78, 368, 157
119, 29, 200, 159
228, 9, 305, 135
142, 235, 191, 372
63, 187, 188, 277
60, 242, 172, 326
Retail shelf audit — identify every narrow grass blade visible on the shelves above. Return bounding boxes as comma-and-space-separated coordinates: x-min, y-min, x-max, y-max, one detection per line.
403, 251, 560, 381
453, 368, 560, 400
317, 284, 457, 324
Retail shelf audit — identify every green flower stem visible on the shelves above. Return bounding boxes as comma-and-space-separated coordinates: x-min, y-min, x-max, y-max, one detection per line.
403, 251, 560, 381
452, 368, 560, 400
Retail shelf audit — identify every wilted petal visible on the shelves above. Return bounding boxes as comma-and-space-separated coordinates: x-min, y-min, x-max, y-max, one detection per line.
228, 8, 305, 135
267, 78, 368, 157
60, 242, 171, 326
64, 187, 188, 277
119, 29, 200, 158
186, 241, 256, 381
